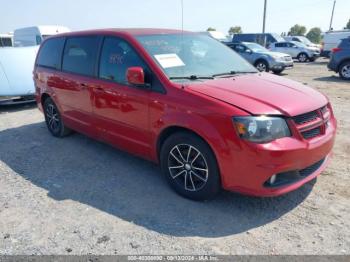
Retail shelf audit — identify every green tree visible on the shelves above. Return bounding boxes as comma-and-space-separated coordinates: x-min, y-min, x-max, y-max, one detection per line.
289, 24, 307, 36
345, 19, 350, 29
207, 27, 216, 31
228, 26, 242, 35
306, 27, 322, 44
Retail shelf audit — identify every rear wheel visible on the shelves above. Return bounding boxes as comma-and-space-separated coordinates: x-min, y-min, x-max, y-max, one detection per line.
297, 53, 308, 62
339, 61, 350, 80
43, 97, 71, 137
255, 60, 269, 72
160, 132, 221, 200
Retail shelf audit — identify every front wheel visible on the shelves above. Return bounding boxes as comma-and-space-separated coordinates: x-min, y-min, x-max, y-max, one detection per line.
43, 97, 71, 137
255, 60, 269, 72
339, 61, 350, 80
160, 132, 221, 200
297, 53, 309, 62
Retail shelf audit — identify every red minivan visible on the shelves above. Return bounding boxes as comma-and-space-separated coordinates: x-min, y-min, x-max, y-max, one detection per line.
34, 29, 336, 200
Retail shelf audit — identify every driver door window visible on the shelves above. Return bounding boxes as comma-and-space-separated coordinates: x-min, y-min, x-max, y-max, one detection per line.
99, 37, 148, 85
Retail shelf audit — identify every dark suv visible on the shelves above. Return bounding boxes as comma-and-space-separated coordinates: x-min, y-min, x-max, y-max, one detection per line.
328, 37, 350, 80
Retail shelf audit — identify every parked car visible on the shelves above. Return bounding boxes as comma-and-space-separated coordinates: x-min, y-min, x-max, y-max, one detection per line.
269, 41, 320, 62
328, 37, 350, 80
284, 35, 321, 49
232, 33, 285, 47
0, 46, 39, 104
225, 42, 293, 74
321, 30, 350, 57
34, 29, 336, 200
13, 25, 70, 47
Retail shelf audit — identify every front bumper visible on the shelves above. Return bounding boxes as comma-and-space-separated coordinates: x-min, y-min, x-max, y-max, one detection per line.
271, 61, 294, 71
220, 117, 336, 197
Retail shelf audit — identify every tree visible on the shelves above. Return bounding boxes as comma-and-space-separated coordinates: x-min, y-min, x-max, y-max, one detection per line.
306, 27, 322, 44
207, 27, 216, 32
228, 26, 242, 35
345, 19, 350, 29
289, 24, 307, 36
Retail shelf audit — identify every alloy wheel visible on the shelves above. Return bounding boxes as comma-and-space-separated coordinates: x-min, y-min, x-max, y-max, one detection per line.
298, 54, 307, 62
46, 103, 60, 133
256, 62, 267, 72
341, 64, 350, 79
168, 144, 209, 192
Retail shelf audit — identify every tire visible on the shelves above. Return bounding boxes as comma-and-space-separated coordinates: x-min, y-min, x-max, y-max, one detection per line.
272, 69, 284, 75
297, 53, 309, 62
43, 97, 71, 137
160, 132, 221, 201
254, 60, 269, 72
339, 61, 350, 80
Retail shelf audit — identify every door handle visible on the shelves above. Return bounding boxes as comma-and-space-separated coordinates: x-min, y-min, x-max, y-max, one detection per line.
93, 86, 105, 93
80, 83, 88, 89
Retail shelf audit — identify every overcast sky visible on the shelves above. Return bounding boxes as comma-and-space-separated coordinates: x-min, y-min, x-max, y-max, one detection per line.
1, 0, 349, 34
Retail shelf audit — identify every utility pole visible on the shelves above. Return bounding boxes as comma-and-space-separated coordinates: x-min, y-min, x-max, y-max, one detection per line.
262, 0, 267, 33
329, 0, 336, 31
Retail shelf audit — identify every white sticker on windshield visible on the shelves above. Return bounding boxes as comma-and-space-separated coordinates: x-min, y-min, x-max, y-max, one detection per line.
154, 54, 185, 68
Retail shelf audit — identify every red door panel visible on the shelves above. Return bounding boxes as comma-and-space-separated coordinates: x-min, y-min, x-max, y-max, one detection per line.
92, 81, 152, 158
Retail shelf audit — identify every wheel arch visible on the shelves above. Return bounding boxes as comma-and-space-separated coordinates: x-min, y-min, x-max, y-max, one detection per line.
338, 58, 350, 72
41, 93, 51, 107
157, 126, 212, 161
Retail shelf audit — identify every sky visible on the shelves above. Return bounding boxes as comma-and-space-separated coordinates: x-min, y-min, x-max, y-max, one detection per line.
1, 0, 349, 35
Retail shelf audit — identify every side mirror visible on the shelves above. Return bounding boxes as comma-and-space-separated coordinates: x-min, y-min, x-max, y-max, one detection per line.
126, 67, 146, 86
246, 49, 253, 54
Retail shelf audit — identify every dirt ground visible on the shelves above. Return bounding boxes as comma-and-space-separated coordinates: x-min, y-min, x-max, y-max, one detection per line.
0, 59, 349, 255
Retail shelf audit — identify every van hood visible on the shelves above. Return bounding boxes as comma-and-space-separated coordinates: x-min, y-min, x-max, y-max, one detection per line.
186, 73, 327, 116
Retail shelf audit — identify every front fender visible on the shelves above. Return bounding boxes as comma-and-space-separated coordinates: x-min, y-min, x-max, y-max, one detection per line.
151, 111, 235, 187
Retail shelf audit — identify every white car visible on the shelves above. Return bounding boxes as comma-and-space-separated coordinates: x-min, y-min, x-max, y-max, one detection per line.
269, 41, 320, 62
13, 25, 70, 47
321, 30, 350, 57
284, 36, 321, 50
0, 46, 39, 104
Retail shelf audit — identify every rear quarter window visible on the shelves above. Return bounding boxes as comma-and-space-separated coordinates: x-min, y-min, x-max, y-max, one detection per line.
36, 37, 65, 69
62, 36, 100, 76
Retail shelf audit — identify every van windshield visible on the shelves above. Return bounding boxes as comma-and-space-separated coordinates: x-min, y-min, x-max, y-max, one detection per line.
136, 33, 257, 80
298, 36, 312, 45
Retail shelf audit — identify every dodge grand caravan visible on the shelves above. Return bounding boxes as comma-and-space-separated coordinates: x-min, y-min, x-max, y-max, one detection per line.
34, 29, 337, 200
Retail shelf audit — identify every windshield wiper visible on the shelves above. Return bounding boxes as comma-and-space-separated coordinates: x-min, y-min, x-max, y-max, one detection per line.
212, 71, 257, 77
169, 75, 214, 80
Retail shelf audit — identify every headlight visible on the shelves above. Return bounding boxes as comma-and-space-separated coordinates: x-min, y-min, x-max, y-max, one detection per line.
233, 116, 291, 143
271, 55, 285, 62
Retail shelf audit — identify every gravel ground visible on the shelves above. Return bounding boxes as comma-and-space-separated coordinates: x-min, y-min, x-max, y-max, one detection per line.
0, 59, 349, 255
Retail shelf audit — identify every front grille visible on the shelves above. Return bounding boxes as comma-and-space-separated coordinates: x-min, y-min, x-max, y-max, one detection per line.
264, 157, 326, 188
292, 105, 331, 140
293, 110, 319, 125
301, 127, 321, 139
299, 158, 326, 177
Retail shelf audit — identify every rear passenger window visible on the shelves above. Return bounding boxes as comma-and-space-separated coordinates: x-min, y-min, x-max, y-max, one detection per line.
99, 37, 147, 84
62, 36, 100, 76
234, 45, 246, 53
275, 43, 286, 48
36, 37, 65, 69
